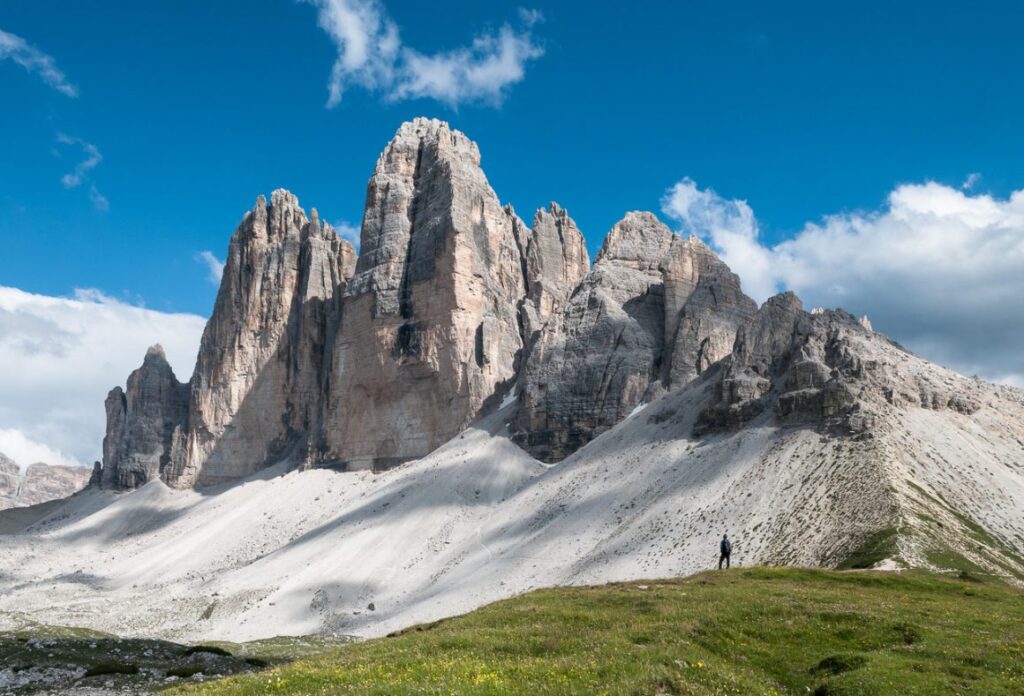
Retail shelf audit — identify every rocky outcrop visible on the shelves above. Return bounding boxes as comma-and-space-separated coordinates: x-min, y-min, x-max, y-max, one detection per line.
660, 235, 757, 388
322, 118, 528, 470
180, 190, 356, 486
0, 454, 18, 502
695, 295, 984, 436
513, 213, 675, 461
101, 345, 190, 489
512, 213, 761, 462
515, 203, 590, 342
0, 453, 91, 510
99, 192, 356, 489
100, 116, 986, 487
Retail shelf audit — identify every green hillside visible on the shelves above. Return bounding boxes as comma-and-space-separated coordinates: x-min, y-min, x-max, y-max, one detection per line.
173, 568, 1024, 695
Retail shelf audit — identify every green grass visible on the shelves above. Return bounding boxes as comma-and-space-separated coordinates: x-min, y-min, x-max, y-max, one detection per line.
836, 527, 898, 570
0, 616, 354, 694
169, 568, 1024, 696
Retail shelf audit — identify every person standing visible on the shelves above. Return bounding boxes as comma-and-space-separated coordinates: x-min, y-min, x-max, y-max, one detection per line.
719, 534, 732, 569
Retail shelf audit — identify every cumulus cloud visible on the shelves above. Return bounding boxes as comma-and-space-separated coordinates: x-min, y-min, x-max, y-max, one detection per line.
195, 250, 226, 285
0, 429, 81, 472
304, 0, 543, 107
662, 178, 1024, 386
55, 133, 108, 212
0, 28, 77, 97
0, 287, 206, 467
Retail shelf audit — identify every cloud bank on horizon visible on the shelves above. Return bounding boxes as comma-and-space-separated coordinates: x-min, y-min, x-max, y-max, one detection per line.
0, 288, 206, 469
304, 0, 544, 107
662, 178, 1024, 388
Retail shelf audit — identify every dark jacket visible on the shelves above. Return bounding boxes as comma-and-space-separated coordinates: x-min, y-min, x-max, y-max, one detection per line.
720, 539, 732, 554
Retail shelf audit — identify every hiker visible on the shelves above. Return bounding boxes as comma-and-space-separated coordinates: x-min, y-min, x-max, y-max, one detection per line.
718, 534, 732, 569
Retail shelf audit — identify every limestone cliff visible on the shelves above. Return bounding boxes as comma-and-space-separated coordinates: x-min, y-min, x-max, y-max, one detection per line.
695, 293, 984, 437
100, 192, 355, 489
512, 214, 759, 461
180, 190, 356, 486
322, 118, 528, 469
101, 345, 190, 488
515, 203, 590, 342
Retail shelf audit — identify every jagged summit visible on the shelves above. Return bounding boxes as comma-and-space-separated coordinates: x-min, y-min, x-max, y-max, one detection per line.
143, 343, 167, 360
96, 119, 1023, 497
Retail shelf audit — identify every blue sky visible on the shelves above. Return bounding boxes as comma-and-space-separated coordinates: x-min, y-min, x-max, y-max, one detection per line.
3, 1, 1022, 314
2, 1, 1024, 466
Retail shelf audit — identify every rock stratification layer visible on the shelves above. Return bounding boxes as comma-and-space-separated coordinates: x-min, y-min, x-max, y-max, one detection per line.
322, 118, 529, 469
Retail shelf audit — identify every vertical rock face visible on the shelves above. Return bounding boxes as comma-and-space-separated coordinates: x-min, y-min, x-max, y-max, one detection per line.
324, 118, 528, 469
0, 454, 20, 503
177, 190, 356, 486
99, 192, 355, 489
96, 117, 765, 485
516, 203, 590, 341
513, 215, 760, 462
660, 235, 757, 388
101, 345, 190, 489
513, 213, 675, 461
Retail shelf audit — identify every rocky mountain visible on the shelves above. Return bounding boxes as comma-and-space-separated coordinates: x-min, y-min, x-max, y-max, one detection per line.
322, 119, 528, 470
0, 453, 91, 510
92, 115, 1024, 564
3, 117, 1023, 644
100, 192, 357, 488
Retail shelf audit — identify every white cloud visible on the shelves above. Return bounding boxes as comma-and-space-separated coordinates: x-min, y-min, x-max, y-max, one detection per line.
662, 178, 1024, 386
55, 133, 108, 212
0, 429, 81, 471
333, 220, 361, 250
88, 184, 109, 213
962, 172, 981, 191
304, 0, 543, 107
195, 251, 225, 285
0, 28, 78, 97
0, 287, 206, 467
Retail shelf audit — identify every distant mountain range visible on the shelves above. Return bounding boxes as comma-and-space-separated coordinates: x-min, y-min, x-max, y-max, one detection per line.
0, 452, 90, 510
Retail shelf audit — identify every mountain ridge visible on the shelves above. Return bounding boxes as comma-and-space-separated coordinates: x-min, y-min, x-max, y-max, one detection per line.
7, 116, 1013, 641
96, 117, 792, 486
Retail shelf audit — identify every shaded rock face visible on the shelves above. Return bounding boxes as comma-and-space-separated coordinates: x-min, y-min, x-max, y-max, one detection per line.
100, 192, 356, 489
182, 191, 356, 486
101, 345, 190, 489
660, 235, 757, 388
515, 203, 590, 343
322, 118, 529, 470
513, 214, 759, 462
0, 453, 91, 510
